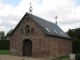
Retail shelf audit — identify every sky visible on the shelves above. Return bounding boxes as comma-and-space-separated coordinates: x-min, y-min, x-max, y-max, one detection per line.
0, 0, 80, 34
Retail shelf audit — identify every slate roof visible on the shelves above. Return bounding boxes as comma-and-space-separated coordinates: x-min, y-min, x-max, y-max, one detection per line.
11, 12, 71, 39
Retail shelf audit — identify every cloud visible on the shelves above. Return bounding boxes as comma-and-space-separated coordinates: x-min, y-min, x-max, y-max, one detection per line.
0, 19, 2, 23
60, 23, 78, 32
9, 20, 18, 25
60, 25, 74, 32
0, 0, 80, 34
0, 26, 9, 31
0, 26, 9, 34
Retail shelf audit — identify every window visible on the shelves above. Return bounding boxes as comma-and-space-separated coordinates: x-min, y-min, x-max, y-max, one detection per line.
45, 28, 50, 32
31, 28, 34, 34
26, 17, 29, 22
25, 25, 30, 34
21, 28, 24, 34
54, 30, 57, 33
60, 32, 64, 35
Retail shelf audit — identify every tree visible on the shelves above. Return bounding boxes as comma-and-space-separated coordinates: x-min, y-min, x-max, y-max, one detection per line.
67, 28, 80, 54
5, 29, 13, 40
66, 28, 80, 40
0, 31, 5, 40
75, 28, 80, 39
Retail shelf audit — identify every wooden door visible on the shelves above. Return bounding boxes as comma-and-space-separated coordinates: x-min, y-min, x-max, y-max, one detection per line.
23, 39, 32, 56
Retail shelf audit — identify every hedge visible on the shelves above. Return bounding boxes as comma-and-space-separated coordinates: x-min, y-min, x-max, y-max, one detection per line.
73, 40, 80, 53
0, 40, 10, 50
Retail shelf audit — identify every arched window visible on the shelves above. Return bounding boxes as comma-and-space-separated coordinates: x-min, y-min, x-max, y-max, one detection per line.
31, 28, 34, 34
21, 28, 24, 34
25, 25, 30, 34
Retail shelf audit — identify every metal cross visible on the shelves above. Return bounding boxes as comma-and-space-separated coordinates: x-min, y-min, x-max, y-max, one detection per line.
30, 2, 32, 8
54, 15, 58, 25
29, 2, 33, 14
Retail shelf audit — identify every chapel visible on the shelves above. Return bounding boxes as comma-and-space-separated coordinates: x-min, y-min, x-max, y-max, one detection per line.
10, 3, 72, 58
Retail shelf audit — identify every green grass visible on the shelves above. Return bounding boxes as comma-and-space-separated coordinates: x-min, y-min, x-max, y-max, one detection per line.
0, 50, 9, 54
53, 55, 69, 60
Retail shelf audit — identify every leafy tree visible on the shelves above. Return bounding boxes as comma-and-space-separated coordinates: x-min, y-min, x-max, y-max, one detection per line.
67, 28, 80, 53
75, 28, 80, 39
0, 31, 5, 40
66, 28, 80, 40
5, 29, 13, 40
73, 37, 78, 41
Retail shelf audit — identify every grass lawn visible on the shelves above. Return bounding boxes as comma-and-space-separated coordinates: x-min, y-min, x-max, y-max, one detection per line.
53, 55, 69, 60
0, 50, 9, 54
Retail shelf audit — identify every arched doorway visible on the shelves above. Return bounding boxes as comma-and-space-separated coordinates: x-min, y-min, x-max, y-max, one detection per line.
23, 39, 32, 56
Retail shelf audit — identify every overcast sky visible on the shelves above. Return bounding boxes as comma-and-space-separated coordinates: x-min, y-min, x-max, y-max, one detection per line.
0, 0, 80, 34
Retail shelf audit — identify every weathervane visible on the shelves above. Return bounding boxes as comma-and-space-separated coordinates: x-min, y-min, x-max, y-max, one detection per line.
29, 2, 33, 14
54, 15, 58, 25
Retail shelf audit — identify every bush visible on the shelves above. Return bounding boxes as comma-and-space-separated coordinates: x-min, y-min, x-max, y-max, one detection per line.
0, 40, 10, 50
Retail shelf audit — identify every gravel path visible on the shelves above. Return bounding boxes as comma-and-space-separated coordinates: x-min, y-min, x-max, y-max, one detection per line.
0, 54, 52, 60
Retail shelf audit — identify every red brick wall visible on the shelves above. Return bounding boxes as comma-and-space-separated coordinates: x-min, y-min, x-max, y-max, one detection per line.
44, 36, 72, 58
10, 15, 72, 58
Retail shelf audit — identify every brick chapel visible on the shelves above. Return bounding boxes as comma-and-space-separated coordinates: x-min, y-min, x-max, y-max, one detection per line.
10, 4, 72, 58
10, 12, 72, 58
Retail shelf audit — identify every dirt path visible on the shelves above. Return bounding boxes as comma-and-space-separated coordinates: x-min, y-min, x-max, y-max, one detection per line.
0, 54, 52, 60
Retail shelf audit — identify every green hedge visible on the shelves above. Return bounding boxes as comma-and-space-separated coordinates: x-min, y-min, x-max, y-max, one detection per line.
0, 40, 10, 50
73, 40, 80, 53
75, 54, 80, 60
